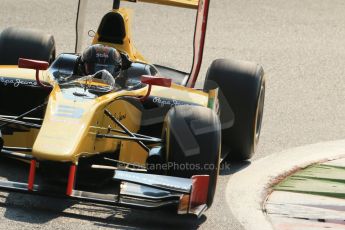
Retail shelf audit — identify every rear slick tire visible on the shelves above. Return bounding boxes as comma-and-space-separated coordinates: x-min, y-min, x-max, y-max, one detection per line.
0, 27, 56, 65
204, 59, 265, 161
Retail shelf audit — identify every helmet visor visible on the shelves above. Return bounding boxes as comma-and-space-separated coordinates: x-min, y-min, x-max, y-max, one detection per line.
94, 64, 121, 76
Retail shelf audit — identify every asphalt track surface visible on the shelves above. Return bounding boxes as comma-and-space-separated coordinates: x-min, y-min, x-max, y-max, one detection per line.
1, 0, 345, 229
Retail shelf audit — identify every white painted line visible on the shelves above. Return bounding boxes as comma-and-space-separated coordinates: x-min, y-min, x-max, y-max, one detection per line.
226, 139, 345, 230
323, 158, 345, 167
266, 191, 345, 220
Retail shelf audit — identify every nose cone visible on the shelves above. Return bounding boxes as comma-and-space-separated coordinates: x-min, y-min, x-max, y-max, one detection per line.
32, 117, 89, 162
32, 94, 96, 162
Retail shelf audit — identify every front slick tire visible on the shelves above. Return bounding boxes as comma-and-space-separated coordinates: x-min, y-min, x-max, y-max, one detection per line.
164, 105, 221, 208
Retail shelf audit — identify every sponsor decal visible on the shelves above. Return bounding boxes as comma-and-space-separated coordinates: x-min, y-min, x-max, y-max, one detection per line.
95, 45, 110, 60
96, 53, 109, 58
152, 96, 194, 108
115, 170, 191, 192
0, 77, 37, 87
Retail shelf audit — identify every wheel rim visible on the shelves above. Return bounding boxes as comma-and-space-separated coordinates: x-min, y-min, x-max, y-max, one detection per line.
254, 78, 265, 141
48, 49, 56, 64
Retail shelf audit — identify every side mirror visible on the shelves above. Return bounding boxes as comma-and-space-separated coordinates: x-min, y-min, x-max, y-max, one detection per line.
141, 75, 172, 87
18, 58, 49, 71
140, 75, 172, 101
18, 58, 51, 89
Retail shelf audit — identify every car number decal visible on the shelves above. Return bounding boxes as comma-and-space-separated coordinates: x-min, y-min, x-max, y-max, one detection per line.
53, 105, 84, 119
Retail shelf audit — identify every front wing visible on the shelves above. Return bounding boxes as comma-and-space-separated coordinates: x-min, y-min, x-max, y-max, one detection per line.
0, 148, 209, 217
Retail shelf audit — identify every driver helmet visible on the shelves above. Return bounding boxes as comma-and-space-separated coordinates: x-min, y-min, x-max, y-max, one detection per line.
81, 44, 122, 77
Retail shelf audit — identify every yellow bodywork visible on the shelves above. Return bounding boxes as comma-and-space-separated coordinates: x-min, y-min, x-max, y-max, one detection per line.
92, 8, 147, 62
1, 65, 210, 164
0, 2, 213, 166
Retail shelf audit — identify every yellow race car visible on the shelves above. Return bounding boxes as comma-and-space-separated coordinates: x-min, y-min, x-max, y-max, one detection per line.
0, 0, 265, 217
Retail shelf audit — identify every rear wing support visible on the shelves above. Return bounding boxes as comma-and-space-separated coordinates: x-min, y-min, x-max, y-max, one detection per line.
186, 0, 210, 88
